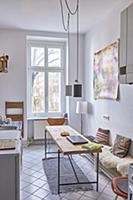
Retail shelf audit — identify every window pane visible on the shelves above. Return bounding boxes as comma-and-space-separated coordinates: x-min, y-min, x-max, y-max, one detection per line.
31, 47, 44, 66
48, 72, 61, 112
48, 48, 61, 67
32, 72, 45, 113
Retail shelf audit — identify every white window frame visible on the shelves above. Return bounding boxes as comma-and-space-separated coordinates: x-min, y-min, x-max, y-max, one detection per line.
27, 39, 66, 118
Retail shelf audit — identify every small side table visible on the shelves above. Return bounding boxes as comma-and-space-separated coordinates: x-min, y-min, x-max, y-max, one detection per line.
112, 176, 128, 200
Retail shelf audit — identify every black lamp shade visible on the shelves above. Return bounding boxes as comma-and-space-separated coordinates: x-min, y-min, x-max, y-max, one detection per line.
73, 83, 82, 97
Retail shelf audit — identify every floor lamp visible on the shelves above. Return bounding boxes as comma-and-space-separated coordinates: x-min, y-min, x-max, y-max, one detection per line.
76, 101, 88, 134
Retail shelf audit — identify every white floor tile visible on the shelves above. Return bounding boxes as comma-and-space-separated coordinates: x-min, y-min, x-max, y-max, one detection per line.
23, 184, 39, 194
26, 195, 41, 200
63, 192, 82, 200
22, 175, 38, 184
20, 181, 30, 189
20, 190, 30, 199
32, 172, 44, 178
83, 190, 99, 199
33, 188, 49, 198
80, 195, 95, 200
32, 179, 47, 187
23, 169, 36, 176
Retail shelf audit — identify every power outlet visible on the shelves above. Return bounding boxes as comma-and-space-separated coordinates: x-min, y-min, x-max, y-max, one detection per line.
103, 115, 110, 120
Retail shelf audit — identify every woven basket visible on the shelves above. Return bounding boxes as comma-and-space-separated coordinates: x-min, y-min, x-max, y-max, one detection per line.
47, 118, 65, 126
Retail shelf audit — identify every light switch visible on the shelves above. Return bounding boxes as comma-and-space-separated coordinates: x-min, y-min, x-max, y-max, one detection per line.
103, 115, 110, 120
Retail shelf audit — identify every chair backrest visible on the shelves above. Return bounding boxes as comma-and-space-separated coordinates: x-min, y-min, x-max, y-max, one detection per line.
47, 118, 65, 126
5, 101, 24, 137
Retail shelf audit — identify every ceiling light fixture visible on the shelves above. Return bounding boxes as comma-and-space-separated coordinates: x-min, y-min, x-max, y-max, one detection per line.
59, 0, 82, 97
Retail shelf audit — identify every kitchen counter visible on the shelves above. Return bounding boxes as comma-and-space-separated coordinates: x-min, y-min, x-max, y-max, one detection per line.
0, 125, 17, 130
0, 129, 21, 200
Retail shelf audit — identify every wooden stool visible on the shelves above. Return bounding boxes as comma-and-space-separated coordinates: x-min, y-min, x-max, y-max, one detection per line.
112, 176, 128, 200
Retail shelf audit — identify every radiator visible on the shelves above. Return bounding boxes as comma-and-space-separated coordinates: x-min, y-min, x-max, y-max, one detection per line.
33, 118, 68, 140
34, 120, 49, 139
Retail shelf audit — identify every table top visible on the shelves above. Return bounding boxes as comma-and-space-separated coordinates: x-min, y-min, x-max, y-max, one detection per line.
45, 125, 102, 155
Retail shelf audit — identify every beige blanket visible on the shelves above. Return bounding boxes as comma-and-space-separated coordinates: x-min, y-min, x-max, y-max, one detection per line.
99, 146, 133, 175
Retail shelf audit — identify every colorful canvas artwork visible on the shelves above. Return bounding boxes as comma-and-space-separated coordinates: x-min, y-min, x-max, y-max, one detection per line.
93, 40, 119, 100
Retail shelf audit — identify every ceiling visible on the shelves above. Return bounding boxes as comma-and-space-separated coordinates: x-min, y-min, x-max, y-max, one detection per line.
0, 0, 121, 33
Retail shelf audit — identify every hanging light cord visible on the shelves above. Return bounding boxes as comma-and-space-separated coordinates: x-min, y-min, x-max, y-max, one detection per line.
59, 0, 70, 31
60, 0, 70, 31
59, 0, 79, 82
65, 0, 78, 15
76, 0, 79, 82
68, 21, 70, 76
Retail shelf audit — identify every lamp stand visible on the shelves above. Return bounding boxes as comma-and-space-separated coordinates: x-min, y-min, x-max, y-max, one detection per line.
81, 113, 83, 135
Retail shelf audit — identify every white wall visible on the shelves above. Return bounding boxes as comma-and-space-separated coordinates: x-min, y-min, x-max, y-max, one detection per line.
84, 0, 133, 142
68, 34, 85, 132
0, 29, 84, 139
0, 30, 27, 138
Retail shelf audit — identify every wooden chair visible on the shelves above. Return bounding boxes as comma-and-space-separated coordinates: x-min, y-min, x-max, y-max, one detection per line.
5, 101, 24, 137
47, 118, 65, 126
112, 176, 128, 200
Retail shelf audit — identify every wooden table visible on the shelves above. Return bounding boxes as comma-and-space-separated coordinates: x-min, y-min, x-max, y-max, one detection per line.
44, 125, 102, 194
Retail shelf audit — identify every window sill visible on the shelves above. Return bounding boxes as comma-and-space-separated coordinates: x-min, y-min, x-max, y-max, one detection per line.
27, 115, 66, 121
27, 116, 48, 120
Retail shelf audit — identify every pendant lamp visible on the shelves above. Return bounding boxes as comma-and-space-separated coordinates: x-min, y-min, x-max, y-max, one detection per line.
73, 0, 82, 97
59, 0, 82, 97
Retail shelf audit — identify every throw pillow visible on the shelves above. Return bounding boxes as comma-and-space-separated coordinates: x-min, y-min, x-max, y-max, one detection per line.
94, 128, 110, 145
112, 134, 131, 158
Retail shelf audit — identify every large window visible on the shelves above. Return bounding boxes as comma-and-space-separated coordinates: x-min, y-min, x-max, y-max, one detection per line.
27, 40, 66, 117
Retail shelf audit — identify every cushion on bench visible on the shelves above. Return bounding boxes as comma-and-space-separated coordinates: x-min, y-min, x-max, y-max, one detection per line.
94, 128, 110, 145
112, 134, 131, 158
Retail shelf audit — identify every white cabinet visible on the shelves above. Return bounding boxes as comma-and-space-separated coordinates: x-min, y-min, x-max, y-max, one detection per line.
120, 9, 127, 68
120, 3, 133, 84
127, 4, 133, 66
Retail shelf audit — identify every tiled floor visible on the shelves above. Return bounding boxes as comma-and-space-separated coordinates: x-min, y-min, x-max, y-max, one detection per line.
20, 144, 123, 200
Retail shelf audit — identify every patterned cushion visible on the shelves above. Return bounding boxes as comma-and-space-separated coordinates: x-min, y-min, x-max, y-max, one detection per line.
112, 134, 131, 158
94, 128, 110, 145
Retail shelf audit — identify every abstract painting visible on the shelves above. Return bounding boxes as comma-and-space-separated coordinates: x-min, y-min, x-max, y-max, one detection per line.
93, 40, 119, 100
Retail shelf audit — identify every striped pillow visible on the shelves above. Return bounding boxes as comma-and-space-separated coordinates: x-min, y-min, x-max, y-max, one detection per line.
94, 128, 110, 145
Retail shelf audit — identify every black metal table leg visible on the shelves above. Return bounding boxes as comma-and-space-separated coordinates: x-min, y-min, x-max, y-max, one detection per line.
45, 129, 47, 159
96, 152, 99, 192
68, 155, 79, 183
58, 150, 60, 194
